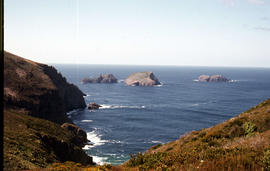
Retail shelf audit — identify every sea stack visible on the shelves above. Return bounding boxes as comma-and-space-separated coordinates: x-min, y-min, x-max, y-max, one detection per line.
88, 102, 102, 110
81, 74, 118, 84
125, 71, 161, 86
198, 75, 230, 82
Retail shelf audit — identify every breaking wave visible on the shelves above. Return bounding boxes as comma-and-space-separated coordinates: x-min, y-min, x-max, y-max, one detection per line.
99, 104, 146, 109
83, 128, 108, 150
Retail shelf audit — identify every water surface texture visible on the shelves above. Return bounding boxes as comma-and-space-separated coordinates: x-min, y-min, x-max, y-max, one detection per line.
53, 64, 270, 165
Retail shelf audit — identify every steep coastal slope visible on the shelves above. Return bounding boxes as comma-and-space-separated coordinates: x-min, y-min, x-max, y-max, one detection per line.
3, 51, 93, 170
122, 99, 270, 170
4, 51, 86, 123
4, 109, 94, 170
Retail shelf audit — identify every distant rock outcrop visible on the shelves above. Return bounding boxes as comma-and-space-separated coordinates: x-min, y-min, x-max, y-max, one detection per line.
198, 75, 229, 82
125, 72, 161, 86
82, 74, 118, 84
4, 51, 86, 124
88, 102, 102, 110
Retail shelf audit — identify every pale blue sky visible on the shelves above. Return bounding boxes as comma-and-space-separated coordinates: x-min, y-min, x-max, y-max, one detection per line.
4, 0, 270, 67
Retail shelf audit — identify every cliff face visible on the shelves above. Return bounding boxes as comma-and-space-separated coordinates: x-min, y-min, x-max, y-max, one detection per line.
4, 51, 86, 124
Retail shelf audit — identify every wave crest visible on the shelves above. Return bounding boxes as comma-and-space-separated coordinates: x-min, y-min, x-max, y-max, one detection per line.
100, 104, 146, 109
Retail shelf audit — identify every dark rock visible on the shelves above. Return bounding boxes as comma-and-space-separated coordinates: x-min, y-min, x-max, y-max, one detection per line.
4, 51, 86, 124
125, 72, 161, 86
198, 75, 229, 82
38, 134, 93, 165
88, 102, 102, 110
82, 74, 118, 84
61, 123, 89, 148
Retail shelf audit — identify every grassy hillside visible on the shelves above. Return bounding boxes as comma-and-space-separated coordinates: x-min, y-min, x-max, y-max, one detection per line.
3, 109, 94, 171
122, 99, 270, 170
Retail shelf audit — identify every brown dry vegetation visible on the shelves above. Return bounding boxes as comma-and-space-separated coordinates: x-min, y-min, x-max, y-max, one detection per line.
4, 109, 94, 171
122, 99, 270, 171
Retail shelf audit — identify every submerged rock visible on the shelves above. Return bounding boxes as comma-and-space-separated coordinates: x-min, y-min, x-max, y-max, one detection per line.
125, 72, 161, 86
82, 74, 118, 84
88, 102, 102, 110
198, 75, 229, 82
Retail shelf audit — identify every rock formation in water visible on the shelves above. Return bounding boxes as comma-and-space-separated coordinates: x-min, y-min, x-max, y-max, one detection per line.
88, 102, 102, 110
198, 75, 229, 82
4, 51, 86, 124
81, 74, 118, 84
125, 72, 161, 86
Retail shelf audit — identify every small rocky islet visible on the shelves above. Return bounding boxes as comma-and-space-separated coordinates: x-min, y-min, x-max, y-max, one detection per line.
124, 71, 161, 86
81, 74, 118, 84
88, 102, 102, 110
197, 74, 230, 82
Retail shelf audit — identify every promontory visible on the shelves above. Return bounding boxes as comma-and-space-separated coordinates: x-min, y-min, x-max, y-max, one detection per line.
4, 51, 94, 170
124, 71, 161, 86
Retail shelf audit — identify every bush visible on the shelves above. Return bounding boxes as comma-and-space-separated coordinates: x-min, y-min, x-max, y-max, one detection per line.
243, 122, 257, 136
262, 150, 270, 170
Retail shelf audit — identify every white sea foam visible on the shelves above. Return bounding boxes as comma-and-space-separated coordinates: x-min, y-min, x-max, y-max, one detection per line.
83, 94, 91, 97
81, 120, 93, 123
92, 156, 108, 165
66, 109, 81, 116
151, 140, 163, 144
193, 79, 199, 82
99, 104, 146, 109
118, 79, 124, 83
154, 82, 163, 87
83, 128, 108, 150
229, 80, 239, 83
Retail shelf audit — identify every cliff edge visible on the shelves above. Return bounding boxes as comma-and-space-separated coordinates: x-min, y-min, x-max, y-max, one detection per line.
4, 51, 86, 124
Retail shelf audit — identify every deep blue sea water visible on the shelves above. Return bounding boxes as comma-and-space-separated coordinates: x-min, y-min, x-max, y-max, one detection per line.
53, 64, 270, 165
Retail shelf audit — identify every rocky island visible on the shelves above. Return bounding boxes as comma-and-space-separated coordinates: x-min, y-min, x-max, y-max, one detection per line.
81, 74, 118, 84
198, 74, 230, 82
125, 71, 161, 86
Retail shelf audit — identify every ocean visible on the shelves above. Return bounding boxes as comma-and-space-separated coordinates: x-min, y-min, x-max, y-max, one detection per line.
53, 64, 270, 165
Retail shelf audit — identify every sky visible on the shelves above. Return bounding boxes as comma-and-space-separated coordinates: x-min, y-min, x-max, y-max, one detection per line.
4, 0, 270, 67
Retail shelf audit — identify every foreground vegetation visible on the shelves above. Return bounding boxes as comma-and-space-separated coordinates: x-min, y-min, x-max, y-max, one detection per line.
3, 109, 93, 171
123, 99, 270, 170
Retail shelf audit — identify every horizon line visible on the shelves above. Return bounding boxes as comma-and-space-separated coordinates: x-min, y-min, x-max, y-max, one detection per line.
47, 62, 270, 69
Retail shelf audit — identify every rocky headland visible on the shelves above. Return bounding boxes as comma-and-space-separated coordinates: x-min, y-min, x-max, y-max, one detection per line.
198, 74, 230, 82
125, 71, 161, 86
3, 51, 94, 170
81, 74, 118, 84
4, 51, 86, 124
